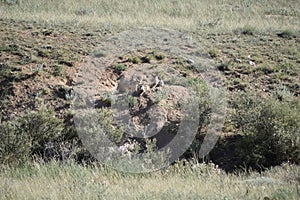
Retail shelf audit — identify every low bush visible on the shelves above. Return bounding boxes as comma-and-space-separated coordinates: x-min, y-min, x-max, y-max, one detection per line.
0, 107, 63, 166
232, 92, 300, 170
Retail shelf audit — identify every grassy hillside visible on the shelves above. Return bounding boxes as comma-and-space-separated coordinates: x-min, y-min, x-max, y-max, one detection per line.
0, 0, 299, 199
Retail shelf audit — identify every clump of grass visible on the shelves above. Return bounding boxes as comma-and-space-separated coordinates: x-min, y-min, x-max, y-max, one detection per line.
153, 51, 166, 60
208, 49, 218, 58
141, 54, 153, 63
240, 25, 256, 35
53, 65, 65, 76
277, 30, 298, 39
113, 64, 127, 73
30, 64, 44, 75
127, 51, 166, 65
0, 44, 18, 52
153, 89, 168, 103
126, 94, 138, 108
36, 49, 50, 58
127, 56, 142, 64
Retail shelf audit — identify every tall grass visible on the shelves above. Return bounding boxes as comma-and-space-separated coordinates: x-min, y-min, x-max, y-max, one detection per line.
0, 160, 299, 199
1, 0, 299, 32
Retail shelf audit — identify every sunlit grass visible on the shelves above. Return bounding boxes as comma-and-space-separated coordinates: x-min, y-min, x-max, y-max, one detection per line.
0, 161, 299, 199
1, 0, 299, 32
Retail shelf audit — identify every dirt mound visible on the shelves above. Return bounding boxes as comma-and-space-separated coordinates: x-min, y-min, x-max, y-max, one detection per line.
76, 50, 202, 149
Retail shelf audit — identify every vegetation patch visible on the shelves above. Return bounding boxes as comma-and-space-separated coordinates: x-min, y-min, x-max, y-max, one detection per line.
232, 92, 300, 170
277, 30, 298, 39
240, 25, 256, 35
0, 107, 63, 166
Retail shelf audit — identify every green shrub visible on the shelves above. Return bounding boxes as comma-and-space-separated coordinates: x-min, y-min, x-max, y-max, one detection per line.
114, 64, 127, 73
0, 122, 31, 166
0, 107, 63, 166
232, 92, 300, 169
208, 49, 218, 58
74, 108, 124, 147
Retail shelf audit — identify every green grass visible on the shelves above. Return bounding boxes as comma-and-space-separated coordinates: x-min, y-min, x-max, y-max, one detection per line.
52, 64, 65, 76
0, 160, 299, 200
114, 64, 127, 73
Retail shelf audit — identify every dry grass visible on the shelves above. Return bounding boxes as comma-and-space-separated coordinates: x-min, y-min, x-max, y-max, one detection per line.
0, 0, 299, 32
0, 161, 299, 199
